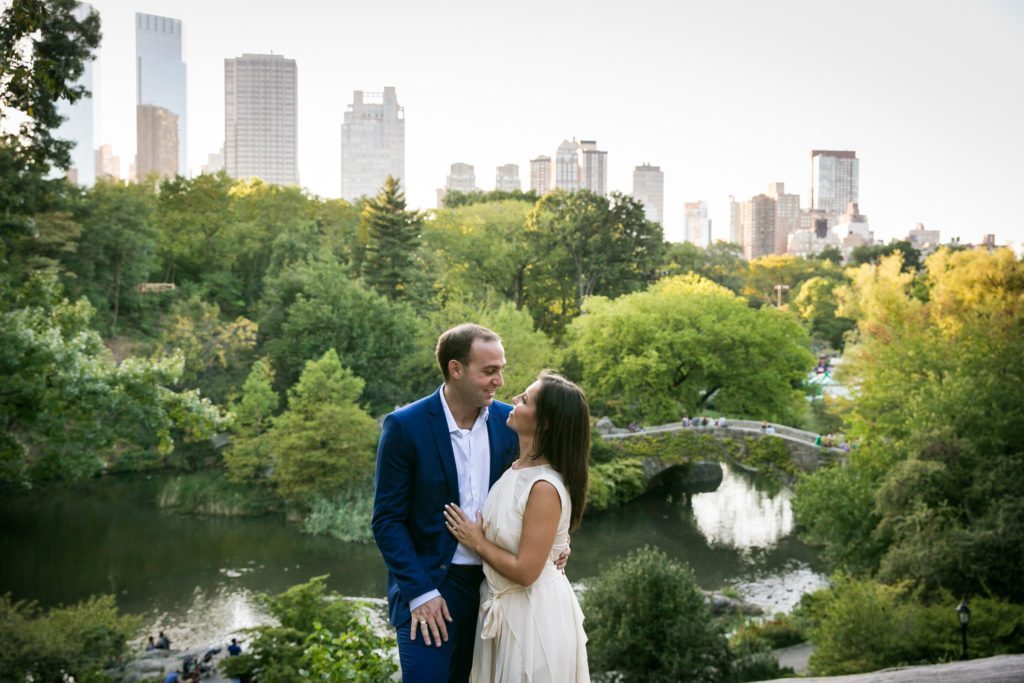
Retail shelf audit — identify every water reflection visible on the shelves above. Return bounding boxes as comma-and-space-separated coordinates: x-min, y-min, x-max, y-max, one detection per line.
690, 465, 794, 551
0, 465, 825, 642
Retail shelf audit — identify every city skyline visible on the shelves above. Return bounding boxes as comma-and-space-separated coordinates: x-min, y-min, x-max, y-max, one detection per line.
74, 0, 1023, 247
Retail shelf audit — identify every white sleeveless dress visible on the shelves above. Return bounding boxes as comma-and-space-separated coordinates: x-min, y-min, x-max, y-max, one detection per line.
470, 464, 590, 682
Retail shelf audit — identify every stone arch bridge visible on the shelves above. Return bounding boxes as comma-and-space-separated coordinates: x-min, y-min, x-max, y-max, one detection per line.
598, 418, 845, 489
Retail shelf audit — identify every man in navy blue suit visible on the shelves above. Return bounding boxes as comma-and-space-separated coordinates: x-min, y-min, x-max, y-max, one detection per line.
372, 323, 540, 682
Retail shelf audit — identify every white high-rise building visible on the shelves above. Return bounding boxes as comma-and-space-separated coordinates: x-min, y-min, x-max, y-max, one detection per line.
811, 150, 858, 217
632, 164, 664, 224
579, 140, 607, 196
341, 87, 404, 201
684, 201, 710, 247
729, 196, 742, 245
95, 144, 121, 180
496, 164, 520, 192
224, 53, 298, 186
201, 148, 224, 175
135, 12, 187, 176
530, 156, 552, 195
55, 2, 96, 185
437, 162, 476, 207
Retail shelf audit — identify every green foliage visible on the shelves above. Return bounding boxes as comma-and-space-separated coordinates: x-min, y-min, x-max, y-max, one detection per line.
796, 248, 1024, 600
793, 456, 889, 575
220, 576, 396, 683
793, 275, 856, 350
849, 240, 923, 271
524, 190, 666, 335
260, 257, 418, 412
64, 179, 158, 334
615, 430, 738, 464
727, 626, 796, 683
360, 176, 426, 303
0, 593, 142, 683
301, 622, 399, 682
742, 253, 843, 310
302, 482, 375, 543
804, 576, 1024, 676
440, 188, 539, 208
663, 241, 748, 294
739, 435, 797, 475
266, 349, 378, 504
569, 274, 814, 424
423, 199, 534, 308
153, 295, 258, 399
732, 615, 805, 650
0, 0, 101, 241
0, 273, 229, 486
156, 470, 274, 516
154, 173, 238, 301
587, 458, 646, 511
582, 546, 732, 682
224, 357, 279, 484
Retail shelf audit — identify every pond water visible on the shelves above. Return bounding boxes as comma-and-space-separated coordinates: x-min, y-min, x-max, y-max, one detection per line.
0, 464, 826, 650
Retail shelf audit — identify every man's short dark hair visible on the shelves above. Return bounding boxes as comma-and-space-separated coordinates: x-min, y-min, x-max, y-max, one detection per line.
436, 323, 500, 380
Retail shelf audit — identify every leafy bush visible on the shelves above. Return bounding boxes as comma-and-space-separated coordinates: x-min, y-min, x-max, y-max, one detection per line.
302, 623, 399, 682
587, 458, 645, 511
739, 436, 797, 475
804, 575, 1024, 676
732, 615, 805, 651
581, 547, 732, 682
220, 576, 396, 683
302, 482, 374, 542
0, 593, 142, 683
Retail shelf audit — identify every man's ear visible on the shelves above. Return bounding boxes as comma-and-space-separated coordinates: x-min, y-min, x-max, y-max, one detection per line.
448, 359, 462, 379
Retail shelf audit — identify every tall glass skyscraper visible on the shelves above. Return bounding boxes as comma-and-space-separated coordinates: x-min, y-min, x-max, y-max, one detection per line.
810, 150, 858, 217
56, 2, 96, 186
135, 12, 186, 176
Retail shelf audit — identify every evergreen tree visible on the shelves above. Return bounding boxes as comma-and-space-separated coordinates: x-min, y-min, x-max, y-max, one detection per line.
360, 176, 425, 301
224, 358, 279, 484
266, 349, 377, 503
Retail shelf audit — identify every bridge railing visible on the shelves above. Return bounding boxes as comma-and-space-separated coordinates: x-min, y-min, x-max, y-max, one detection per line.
602, 418, 839, 451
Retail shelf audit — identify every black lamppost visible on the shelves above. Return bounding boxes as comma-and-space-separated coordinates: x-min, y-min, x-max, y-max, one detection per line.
956, 598, 971, 660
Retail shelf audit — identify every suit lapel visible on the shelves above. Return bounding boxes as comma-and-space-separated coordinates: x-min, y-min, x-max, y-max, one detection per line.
486, 408, 512, 488
427, 389, 460, 504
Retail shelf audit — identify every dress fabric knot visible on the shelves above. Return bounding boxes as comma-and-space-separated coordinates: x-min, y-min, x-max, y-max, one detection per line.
479, 585, 522, 639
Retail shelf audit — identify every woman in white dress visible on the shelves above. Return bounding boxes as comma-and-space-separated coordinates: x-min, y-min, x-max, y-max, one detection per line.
444, 371, 590, 682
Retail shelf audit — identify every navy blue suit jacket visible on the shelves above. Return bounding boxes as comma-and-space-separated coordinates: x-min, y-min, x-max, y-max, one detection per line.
371, 387, 519, 627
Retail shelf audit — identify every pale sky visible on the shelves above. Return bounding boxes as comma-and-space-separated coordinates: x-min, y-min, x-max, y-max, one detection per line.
81, 0, 1023, 247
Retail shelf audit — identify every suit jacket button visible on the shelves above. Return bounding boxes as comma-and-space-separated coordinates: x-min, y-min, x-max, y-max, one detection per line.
440, 564, 447, 571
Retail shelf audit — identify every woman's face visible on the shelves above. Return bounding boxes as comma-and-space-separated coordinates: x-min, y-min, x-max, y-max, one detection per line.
507, 380, 542, 436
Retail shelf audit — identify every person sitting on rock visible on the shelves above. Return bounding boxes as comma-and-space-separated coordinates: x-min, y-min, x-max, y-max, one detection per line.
146, 636, 157, 651
156, 631, 171, 649
227, 638, 242, 656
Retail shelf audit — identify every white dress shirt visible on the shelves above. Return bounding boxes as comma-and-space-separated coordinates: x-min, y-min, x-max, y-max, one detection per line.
409, 386, 492, 612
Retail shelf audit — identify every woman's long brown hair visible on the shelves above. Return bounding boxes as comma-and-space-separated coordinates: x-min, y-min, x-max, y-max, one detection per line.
531, 371, 590, 530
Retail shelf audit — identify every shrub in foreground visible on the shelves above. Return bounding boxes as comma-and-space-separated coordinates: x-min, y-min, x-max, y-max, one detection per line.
0, 594, 141, 683
581, 546, 731, 682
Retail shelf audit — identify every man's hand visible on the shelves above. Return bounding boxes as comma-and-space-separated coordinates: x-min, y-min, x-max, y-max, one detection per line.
410, 596, 451, 647
554, 536, 571, 573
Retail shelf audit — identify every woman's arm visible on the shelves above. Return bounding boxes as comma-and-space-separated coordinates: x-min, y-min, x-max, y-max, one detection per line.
444, 480, 560, 586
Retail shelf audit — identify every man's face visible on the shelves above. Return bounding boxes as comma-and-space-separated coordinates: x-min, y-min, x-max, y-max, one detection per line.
449, 339, 506, 408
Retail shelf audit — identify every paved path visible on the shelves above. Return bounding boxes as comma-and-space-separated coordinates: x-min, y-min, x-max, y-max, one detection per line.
759, 654, 1024, 682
